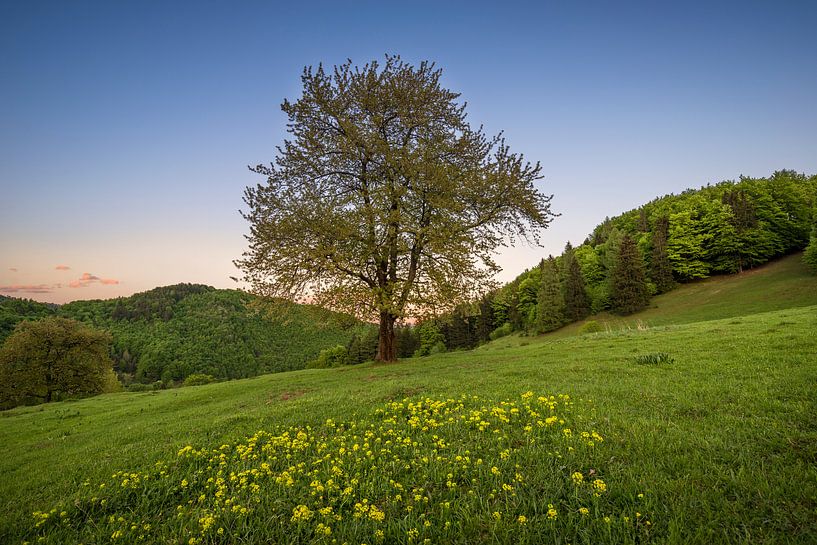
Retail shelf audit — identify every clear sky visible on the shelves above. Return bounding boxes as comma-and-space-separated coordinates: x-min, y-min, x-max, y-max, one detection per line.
2, 0, 816, 303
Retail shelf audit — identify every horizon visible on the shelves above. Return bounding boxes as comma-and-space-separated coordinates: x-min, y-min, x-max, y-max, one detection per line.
3, 1, 817, 304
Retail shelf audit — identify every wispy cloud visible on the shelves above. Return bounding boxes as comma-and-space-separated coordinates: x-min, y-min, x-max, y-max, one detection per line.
68, 272, 120, 288
8, 268, 17, 272
55, 265, 71, 271
0, 284, 54, 294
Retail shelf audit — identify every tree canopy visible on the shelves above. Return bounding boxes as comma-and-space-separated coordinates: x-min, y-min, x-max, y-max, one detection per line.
0, 317, 115, 409
237, 56, 554, 361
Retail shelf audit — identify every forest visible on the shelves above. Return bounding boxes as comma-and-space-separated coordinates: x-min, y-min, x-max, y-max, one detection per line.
420, 170, 817, 346
0, 284, 371, 389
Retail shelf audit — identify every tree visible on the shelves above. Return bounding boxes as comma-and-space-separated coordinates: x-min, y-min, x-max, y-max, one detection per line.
0, 317, 115, 409
562, 243, 591, 321
650, 216, 675, 293
536, 257, 565, 333
804, 224, 817, 274
237, 56, 554, 361
610, 235, 650, 315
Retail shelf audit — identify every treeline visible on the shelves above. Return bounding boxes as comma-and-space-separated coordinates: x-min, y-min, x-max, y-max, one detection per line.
419, 170, 817, 344
0, 285, 371, 388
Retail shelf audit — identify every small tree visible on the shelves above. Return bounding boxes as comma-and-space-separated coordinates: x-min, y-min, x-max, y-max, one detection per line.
0, 317, 114, 409
804, 224, 817, 274
610, 235, 650, 315
237, 56, 555, 362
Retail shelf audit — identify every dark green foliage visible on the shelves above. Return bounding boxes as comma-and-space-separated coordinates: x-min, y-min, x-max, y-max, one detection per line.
0, 297, 56, 343
610, 235, 650, 315
536, 257, 565, 333
650, 216, 676, 293
0, 317, 114, 409
395, 326, 420, 359
562, 244, 591, 321
475, 292, 497, 343
804, 224, 817, 273
441, 306, 478, 350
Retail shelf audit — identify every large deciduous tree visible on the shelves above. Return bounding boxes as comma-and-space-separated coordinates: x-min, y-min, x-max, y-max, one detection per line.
0, 317, 115, 409
237, 56, 554, 361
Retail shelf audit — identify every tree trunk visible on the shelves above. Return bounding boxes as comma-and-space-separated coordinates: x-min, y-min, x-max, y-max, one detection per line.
376, 311, 397, 362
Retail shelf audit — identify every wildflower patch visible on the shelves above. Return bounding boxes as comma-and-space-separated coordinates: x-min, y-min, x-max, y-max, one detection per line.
27, 393, 651, 544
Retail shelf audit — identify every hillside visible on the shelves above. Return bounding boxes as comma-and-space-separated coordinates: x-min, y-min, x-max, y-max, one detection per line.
519, 251, 817, 340
1, 257, 816, 543
0, 285, 373, 385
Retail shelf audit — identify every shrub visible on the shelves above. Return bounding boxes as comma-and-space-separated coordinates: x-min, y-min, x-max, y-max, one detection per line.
489, 322, 513, 341
804, 225, 817, 274
578, 320, 603, 335
126, 383, 152, 392
306, 345, 348, 369
183, 374, 217, 387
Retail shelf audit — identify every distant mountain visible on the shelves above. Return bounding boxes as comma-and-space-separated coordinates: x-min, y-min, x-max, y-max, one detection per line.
0, 284, 373, 386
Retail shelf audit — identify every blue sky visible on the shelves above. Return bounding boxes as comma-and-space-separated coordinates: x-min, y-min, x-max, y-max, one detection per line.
2, 0, 816, 302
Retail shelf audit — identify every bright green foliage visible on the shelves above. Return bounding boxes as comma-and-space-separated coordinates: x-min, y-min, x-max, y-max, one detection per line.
414, 320, 446, 357
536, 257, 565, 333
610, 235, 650, 315
238, 56, 554, 362
183, 374, 217, 387
489, 322, 514, 340
803, 225, 817, 273
562, 244, 591, 321
306, 345, 348, 369
577, 320, 603, 335
0, 317, 113, 409
667, 208, 711, 280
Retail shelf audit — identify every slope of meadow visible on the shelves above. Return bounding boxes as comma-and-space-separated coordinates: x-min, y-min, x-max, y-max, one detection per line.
1, 295, 815, 543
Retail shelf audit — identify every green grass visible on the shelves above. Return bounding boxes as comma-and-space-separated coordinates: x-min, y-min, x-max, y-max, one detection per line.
2, 299, 816, 543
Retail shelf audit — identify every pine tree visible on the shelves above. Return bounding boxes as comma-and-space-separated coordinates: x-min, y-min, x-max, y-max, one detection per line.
562, 243, 591, 321
536, 257, 565, 333
650, 216, 675, 293
610, 235, 650, 315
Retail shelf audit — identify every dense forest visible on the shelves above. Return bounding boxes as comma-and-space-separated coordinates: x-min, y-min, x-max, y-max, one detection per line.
419, 170, 817, 347
0, 285, 372, 387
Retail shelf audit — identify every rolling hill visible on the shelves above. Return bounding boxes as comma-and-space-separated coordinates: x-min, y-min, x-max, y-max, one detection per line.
1, 257, 815, 544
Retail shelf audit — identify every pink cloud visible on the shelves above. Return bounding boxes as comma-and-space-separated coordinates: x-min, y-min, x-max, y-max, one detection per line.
0, 284, 54, 294
55, 265, 71, 271
8, 268, 18, 272
69, 272, 120, 288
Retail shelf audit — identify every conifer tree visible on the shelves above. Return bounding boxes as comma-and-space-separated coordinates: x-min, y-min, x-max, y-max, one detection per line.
536, 257, 565, 333
562, 243, 591, 321
650, 216, 675, 293
610, 235, 650, 315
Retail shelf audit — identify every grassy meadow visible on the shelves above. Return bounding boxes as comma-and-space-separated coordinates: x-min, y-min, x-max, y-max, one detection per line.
1, 256, 816, 544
